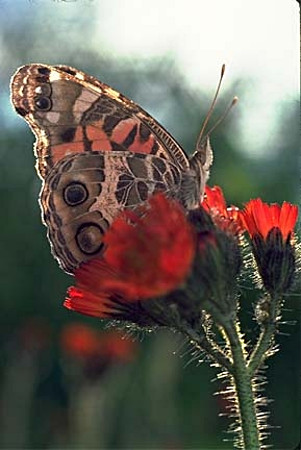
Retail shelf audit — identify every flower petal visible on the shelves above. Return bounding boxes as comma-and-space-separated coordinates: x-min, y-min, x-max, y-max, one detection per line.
64, 194, 196, 320
64, 286, 116, 318
202, 185, 244, 235
241, 198, 298, 240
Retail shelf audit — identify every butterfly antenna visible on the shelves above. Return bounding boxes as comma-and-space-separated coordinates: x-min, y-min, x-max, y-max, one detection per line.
204, 96, 239, 138
195, 64, 226, 151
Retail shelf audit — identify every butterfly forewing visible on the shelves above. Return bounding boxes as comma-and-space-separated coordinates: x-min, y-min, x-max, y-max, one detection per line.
11, 64, 189, 179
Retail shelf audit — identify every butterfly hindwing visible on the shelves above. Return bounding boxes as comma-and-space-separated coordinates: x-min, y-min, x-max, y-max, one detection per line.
41, 151, 183, 273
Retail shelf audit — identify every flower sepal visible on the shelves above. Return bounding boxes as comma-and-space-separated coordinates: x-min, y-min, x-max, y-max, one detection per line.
187, 207, 243, 326
252, 227, 296, 294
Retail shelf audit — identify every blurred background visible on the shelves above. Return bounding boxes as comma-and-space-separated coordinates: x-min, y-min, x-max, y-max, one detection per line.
0, 0, 299, 448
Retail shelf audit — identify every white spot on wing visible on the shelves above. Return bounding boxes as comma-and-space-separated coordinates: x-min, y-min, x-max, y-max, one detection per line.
76, 73, 85, 81
49, 71, 61, 82
74, 89, 99, 112
46, 112, 60, 123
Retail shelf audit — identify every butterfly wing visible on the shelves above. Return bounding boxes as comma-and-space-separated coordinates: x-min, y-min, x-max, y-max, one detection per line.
10, 63, 190, 179
11, 63, 192, 273
41, 151, 183, 273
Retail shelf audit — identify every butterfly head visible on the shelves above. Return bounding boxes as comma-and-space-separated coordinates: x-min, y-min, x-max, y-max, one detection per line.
186, 64, 238, 206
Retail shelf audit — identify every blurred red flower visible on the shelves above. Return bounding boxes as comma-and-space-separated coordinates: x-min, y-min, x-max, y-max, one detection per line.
61, 324, 136, 362
65, 194, 196, 319
202, 185, 244, 235
240, 199, 298, 241
61, 324, 100, 358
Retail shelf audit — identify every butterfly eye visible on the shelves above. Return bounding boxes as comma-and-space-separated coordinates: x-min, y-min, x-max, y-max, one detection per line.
34, 96, 52, 111
76, 223, 104, 255
63, 182, 88, 206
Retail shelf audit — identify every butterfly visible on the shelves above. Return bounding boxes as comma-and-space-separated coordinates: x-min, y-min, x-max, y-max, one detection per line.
10, 64, 213, 274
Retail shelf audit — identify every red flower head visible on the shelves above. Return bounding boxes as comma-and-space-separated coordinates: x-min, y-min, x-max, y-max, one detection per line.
65, 194, 196, 321
202, 185, 244, 235
61, 323, 102, 358
240, 199, 298, 293
61, 324, 136, 363
240, 199, 298, 241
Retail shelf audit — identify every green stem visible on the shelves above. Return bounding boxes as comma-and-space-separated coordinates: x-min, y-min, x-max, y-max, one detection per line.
248, 294, 279, 376
183, 326, 234, 373
225, 322, 260, 450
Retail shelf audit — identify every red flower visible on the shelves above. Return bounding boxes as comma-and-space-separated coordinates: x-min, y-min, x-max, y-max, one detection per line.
61, 324, 136, 362
64, 194, 196, 319
65, 286, 118, 319
240, 199, 298, 241
202, 185, 244, 235
61, 323, 102, 358
240, 199, 298, 293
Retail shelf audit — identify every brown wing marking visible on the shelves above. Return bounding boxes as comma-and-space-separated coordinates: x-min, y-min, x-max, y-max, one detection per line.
40, 151, 182, 273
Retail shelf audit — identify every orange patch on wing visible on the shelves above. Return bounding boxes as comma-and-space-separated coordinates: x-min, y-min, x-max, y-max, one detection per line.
85, 124, 113, 151
90, 140, 113, 151
112, 119, 157, 154
129, 134, 157, 154
74, 126, 84, 141
52, 142, 85, 165
111, 119, 137, 144
51, 126, 85, 165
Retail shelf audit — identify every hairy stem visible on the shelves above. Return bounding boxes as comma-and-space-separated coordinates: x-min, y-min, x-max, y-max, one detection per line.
225, 322, 260, 449
248, 294, 280, 376
183, 326, 234, 373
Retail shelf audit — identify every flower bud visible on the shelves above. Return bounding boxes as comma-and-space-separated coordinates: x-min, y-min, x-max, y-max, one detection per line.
187, 208, 242, 324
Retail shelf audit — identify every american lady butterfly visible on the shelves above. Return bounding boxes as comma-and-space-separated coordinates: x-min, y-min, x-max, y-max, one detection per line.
10, 64, 213, 274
